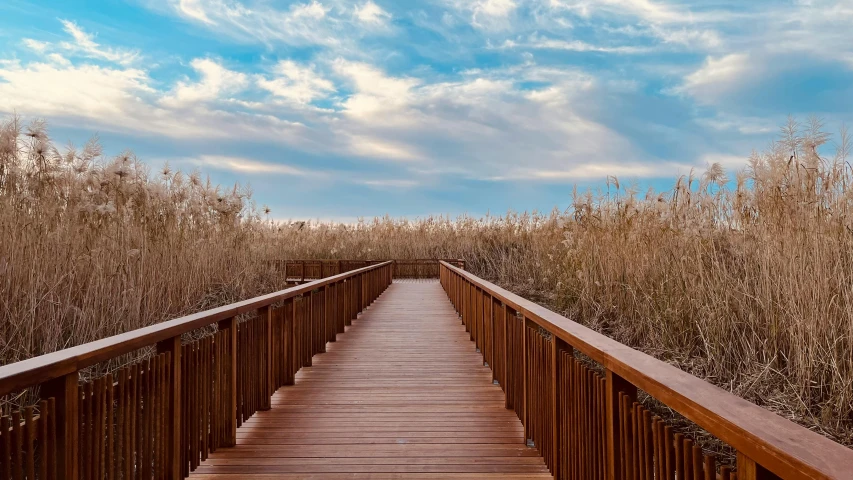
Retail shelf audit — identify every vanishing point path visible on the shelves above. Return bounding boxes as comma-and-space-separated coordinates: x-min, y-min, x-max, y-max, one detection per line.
189, 280, 552, 479
2, 260, 850, 479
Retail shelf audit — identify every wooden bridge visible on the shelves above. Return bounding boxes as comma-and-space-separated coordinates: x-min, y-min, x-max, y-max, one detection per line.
1, 261, 852, 479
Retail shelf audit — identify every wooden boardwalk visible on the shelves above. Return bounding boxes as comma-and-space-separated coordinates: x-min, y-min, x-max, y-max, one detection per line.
3, 261, 852, 479
189, 280, 551, 479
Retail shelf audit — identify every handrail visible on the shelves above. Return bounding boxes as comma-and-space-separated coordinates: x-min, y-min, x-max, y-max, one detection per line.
439, 261, 853, 480
0, 260, 393, 479
0, 261, 392, 397
269, 259, 465, 281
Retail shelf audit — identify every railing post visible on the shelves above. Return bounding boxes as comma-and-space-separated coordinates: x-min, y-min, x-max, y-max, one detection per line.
552, 337, 568, 480
737, 453, 783, 480
218, 316, 238, 446
348, 278, 355, 325
41, 372, 79, 480
305, 293, 313, 367
324, 284, 332, 345
458, 274, 462, 315
464, 282, 471, 333
359, 274, 365, 311
336, 282, 342, 338
606, 369, 637, 480
503, 303, 511, 409
259, 305, 273, 410
338, 280, 343, 326
284, 300, 295, 385
522, 315, 529, 443
156, 336, 182, 480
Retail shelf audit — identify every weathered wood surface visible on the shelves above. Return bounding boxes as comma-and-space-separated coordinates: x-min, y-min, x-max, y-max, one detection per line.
189, 281, 552, 479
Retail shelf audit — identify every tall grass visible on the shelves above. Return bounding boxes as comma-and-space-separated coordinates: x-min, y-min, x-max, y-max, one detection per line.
0, 115, 281, 368
1, 114, 851, 446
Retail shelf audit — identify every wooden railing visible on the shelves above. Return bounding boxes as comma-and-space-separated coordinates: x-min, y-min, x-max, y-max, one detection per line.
0, 261, 393, 479
392, 259, 465, 279
269, 260, 384, 282
439, 261, 853, 480
270, 259, 465, 281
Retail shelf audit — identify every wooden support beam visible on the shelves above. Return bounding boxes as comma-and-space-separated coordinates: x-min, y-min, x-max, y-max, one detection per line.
259, 305, 273, 410
41, 372, 79, 480
606, 369, 637, 480
737, 452, 783, 480
157, 336, 182, 480
217, 316, 238, 446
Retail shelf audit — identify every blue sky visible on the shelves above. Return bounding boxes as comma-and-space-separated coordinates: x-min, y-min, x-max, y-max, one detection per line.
1, 0, 851, 220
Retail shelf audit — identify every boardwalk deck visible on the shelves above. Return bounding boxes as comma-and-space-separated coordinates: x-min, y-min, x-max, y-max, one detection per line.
189, 280, 552, 479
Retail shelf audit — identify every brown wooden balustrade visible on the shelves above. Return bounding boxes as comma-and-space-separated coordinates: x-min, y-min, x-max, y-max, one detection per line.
270, 259, 465, 282
0, 262, 393, 480
439, 261, 853, 480
392, 259, 465, 279
270, 260, 385, 282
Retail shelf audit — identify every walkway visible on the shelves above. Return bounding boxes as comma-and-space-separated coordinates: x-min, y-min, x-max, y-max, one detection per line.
189, 281, 551, 479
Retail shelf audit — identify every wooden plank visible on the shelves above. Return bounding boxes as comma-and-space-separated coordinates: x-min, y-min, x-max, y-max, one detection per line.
191, 475, 553, 479
189, 282, 548, 478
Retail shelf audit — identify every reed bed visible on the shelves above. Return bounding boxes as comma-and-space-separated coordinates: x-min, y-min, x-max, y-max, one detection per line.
1, 114, 851, 447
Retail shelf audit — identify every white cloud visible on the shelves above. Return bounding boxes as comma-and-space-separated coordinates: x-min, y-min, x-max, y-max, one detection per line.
346, 135, 423, 161
648, 25, 722, 49
47, 54, 72, 67
354, 1, 391, 26
697, 153, 747, 170
677, 53, 758, 104
168, 0, 337, 45
257, 60, 335, 104
191, 155, 316, 175
22, 39, 49, 52
333, 59, 417, 97
491, 162, 659, 180
161, 58, 249, 107
361, 179, 419, 188
333, 59, 419, 120
177, 0, 216, 25
0, 60, 154, 119
759, 1, 853, 69
291, 1, 329, 19
505, 36, 649, 54
178, 0, 215, 24
166, 0, 384, 47
696, 114, 778, 136
549, 0, 686, 24
2, 18, 676, 181
323, 60, 639, 175
446, 0, 518, 30
0, 56, 311, 144
59, 20, 140, 65
476, 0, 517, 18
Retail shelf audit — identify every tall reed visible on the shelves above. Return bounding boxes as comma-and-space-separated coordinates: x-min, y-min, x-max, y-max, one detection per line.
0, 115, 281, 370
1, 114, 850, 446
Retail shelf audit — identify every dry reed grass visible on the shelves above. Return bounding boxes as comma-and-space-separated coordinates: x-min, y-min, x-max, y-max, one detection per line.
1, 114, 851, 448
0, 115, 283, 371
